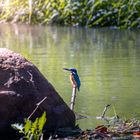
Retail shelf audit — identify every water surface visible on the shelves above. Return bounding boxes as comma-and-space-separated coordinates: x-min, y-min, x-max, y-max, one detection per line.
0, 24, 140, 129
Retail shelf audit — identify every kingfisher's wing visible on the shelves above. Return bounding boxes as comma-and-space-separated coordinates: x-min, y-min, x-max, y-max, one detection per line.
73, 73, 81, 91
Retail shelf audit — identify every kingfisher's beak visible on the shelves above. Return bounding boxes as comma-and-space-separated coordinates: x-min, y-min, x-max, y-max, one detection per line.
63, 68, 71, 71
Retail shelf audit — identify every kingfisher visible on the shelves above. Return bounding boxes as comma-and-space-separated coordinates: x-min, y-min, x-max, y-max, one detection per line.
63, 68, 81, 91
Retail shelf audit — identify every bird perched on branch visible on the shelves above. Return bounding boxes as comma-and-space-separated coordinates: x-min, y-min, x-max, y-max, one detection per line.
63, 68, 81, 91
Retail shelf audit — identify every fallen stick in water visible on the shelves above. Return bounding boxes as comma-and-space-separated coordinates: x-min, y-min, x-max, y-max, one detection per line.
96, 104, 111, 120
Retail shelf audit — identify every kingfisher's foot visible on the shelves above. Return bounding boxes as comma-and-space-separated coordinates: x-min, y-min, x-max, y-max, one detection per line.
72, 84, 77, 88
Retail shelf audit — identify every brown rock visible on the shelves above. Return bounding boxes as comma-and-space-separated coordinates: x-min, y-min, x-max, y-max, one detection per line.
0, 48, 75, 138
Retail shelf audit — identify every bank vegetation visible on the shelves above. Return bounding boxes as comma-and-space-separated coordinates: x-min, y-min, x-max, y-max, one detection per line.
0, 0, 140, 28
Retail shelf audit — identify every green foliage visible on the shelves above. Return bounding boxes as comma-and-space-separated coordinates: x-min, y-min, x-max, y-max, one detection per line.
0, 0, 140, 28
12, 112, 46, 140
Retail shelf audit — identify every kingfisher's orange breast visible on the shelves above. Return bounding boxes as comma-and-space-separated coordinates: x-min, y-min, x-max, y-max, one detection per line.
69, 73, 77, 88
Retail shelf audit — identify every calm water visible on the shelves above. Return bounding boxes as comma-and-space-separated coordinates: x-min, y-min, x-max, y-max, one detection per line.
0, 24, 140, 129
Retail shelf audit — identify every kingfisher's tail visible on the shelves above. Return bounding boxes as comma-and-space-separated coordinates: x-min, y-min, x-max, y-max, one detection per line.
77, 87, 80, 91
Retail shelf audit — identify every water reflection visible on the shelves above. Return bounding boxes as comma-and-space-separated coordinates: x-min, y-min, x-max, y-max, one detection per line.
0, 24, 140, 129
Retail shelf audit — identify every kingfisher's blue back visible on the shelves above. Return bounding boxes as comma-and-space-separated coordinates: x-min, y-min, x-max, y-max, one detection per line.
72, 72, 81, 91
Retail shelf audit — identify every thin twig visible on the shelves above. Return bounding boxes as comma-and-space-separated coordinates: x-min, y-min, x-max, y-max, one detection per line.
70, 87, 76, 110
101, 104, 111, 118
28, 96, 47, 120
48, 135, 52, 140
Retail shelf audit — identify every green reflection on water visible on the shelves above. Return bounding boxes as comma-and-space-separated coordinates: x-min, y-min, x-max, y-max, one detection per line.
0, 24, 140, 129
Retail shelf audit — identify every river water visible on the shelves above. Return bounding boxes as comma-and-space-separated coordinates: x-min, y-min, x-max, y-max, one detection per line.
0, 24, 140, 129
